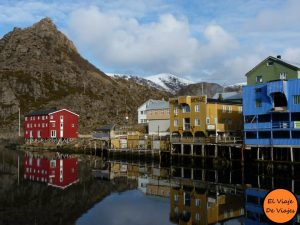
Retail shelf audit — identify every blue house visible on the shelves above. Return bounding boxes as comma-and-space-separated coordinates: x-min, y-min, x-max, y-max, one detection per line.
243, 56, 300, 146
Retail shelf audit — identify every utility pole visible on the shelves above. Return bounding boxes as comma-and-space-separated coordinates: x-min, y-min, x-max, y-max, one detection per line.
18, 107, 21, 137
17, 155, 20, 186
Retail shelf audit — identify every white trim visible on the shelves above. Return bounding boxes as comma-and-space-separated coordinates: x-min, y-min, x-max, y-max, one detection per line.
49, 109, 79, 117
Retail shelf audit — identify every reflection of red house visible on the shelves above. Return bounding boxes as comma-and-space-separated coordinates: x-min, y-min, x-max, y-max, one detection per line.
24, 108, 79, 140
23, 153, 78, 189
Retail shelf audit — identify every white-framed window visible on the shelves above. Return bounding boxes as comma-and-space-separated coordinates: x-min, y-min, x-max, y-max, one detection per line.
42, 116, 45, 120
50, 115, 53, 119
38, 124, 40, 127
71, 123, 75, 128
174, 119, 178, 127
50, 160, 56, 168
174, 106, 178, 115
34, 124, 36, 127
222, 105, 226, 112
27, 124, 29, 128
195, 213, 200, 221
51, 130, 56, 138
206, 117, 210, 124
195, 199, 201, 207
42, 123, 45, 128
195, 104, 200, 112
256, 75, 263, 83
182, 105, 190, 113
60, 115, 63, 120
37, 158, 40, 167
280, 72, 287, 80
46, 123, 48, 127
238, 106, 242, 113
25, 117, 27, 121
228, 106, 232, 113
140, 111, 144, 115
38, 116, 40, 120
46, 116, 48, 119
33, 117, 35, 121
195, 118, 200, 126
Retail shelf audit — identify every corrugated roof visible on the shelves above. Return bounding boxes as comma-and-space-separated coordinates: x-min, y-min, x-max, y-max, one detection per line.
25, 108, 57, 116
146, 100, 169, 110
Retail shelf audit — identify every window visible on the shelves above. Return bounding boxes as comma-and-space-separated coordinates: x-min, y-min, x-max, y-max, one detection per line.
42, 116, 45, 120
255, 88, 262, 93
51, 130, 56, 138
195, 104, 200, 112
174, 106, 178, 115
195, 118, 200, 126
238, 106, 243, 113
280, 72, 287, 80
256, 76, 263, 83
46, 123, 48, 127
267, 61, 274, 66
27, 124, 29, 128
38, 123, 40, 127
50, 160, 56, 168
228, 106, 232, 113
195, 213, 200, 221
50, 115, 53, 119
222, 105, 226, 112
42, 123, 44, 128
293, 95, 300, 104
256, 99, 262, 108
37, 158, 40, 167
206, 117, 210, 124
71, 123, 75, 128
25, 117, 27, 121
182, 105, 190, 113
174, 119, 178, 127
174, 194, 179, 202
34, 124, 36, 127
46, 116, 48, 119
195, 199, 201, 207
38, 116, 40, 120
60, 115, 63, 120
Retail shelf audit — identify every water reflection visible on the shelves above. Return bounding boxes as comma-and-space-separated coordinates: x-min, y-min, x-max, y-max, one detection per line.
1, 144, 300, 225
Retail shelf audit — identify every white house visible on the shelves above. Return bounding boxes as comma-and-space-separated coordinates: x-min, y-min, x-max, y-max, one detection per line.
138, 99, 159, 124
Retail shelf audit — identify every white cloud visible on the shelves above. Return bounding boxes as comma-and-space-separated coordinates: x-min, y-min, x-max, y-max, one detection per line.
68, 6, 239, 77
282, 48, 300, 62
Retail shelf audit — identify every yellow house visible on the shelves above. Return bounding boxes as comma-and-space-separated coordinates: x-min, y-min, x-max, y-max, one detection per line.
170, 187, 244, 225
169, 96, 243, 138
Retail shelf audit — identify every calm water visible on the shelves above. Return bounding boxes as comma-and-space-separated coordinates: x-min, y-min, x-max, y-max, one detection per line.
1, 145, 299, 225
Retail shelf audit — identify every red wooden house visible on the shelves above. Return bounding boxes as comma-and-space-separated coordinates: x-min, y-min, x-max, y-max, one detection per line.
24, 108, 79, 140
23, 153, 78, 189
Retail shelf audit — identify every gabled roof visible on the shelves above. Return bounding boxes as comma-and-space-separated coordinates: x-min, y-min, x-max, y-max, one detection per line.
25, 108, 79, 117
25, 108, 57, 116
245, 56, 300, 77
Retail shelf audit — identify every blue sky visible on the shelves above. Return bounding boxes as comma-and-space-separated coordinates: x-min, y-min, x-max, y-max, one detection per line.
1, 0, 300, 84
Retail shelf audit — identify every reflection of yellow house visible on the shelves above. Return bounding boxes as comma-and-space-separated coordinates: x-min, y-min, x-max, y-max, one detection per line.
109, 162, 140, 179
170, 187, 244, 225
169, 96, 243, 138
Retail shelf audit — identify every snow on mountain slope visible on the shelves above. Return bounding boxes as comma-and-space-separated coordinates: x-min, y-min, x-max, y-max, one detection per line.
145, 73, 194, 93
106, 73, 194, 94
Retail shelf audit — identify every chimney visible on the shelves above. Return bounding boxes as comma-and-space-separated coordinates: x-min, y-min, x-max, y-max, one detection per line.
277, 55, 281, 59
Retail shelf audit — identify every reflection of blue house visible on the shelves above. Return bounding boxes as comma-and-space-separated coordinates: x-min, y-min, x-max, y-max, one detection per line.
245, 188, 300, 225
243, 56, 300, 146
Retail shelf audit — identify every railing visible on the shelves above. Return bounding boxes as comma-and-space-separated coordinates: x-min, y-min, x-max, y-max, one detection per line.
272, 121, 290, 129
170, 136, 243, 144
